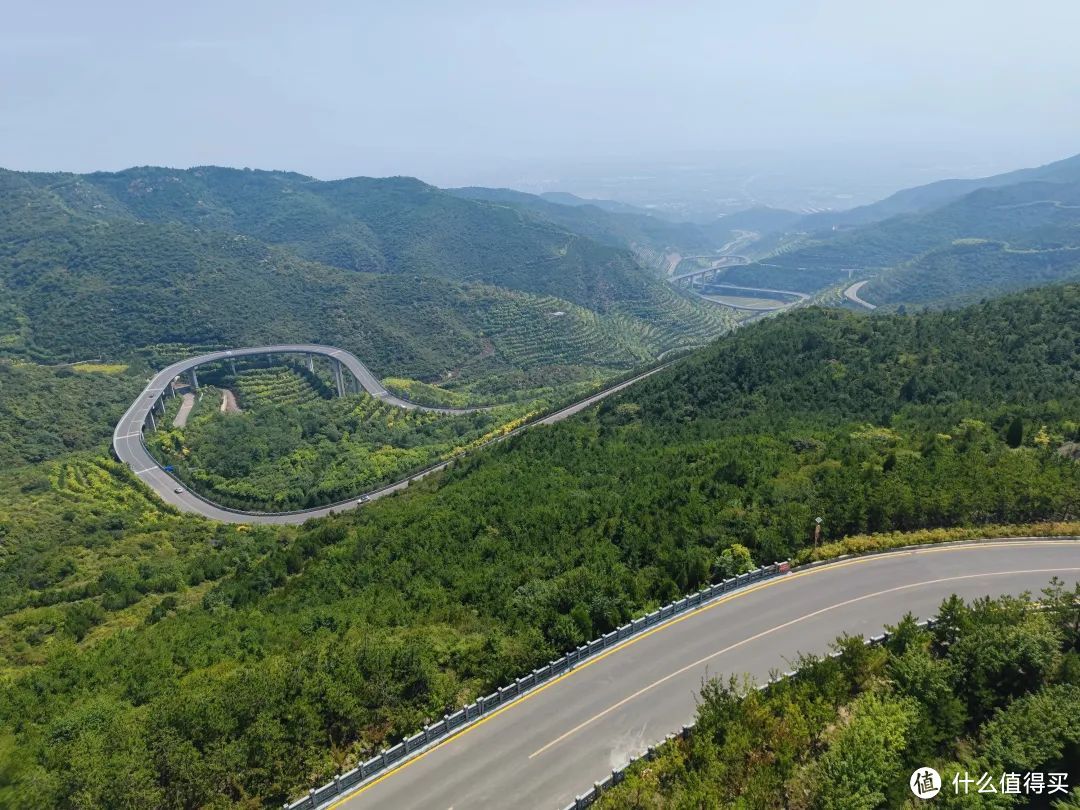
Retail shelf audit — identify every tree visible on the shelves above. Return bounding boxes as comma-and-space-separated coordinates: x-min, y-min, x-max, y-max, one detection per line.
1006, 417, 1024, 448
714, 543, 755, 579
802, 693, 919, 809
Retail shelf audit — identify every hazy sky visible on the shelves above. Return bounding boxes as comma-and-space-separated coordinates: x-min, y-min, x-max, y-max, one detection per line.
3, 0, 1079, 190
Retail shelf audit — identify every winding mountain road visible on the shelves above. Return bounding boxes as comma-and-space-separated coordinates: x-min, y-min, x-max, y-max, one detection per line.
112, 344, 483, 523
843, 279, 877, 309
324, 539, 1080, 810
113, 345, 671, 524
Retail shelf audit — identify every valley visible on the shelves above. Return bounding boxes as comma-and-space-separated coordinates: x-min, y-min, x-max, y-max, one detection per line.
7, 6, 1080, 807
3, 152, 1080, 810
3, 279, 1078, 807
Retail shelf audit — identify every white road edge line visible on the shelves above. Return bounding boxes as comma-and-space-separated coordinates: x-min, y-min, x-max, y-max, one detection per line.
526, 566, 1080, 759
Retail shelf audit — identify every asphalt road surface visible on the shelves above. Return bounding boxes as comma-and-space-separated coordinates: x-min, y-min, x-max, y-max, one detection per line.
113, 345, 670, 524
670, 254, 751, 283
327, 540, 1080, 810
112, 344, 481, 524
843, 279, 878, 310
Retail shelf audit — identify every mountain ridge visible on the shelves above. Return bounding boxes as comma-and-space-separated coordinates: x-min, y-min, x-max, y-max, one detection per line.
0, 166, 732, 388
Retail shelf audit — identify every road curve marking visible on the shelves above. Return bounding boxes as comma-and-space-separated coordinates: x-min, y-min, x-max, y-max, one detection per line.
321, 539, 1080, 808
527, 565, 1080, 759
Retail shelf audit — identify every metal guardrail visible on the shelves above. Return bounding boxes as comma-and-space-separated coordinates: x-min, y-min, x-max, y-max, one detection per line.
283, 561, 792, 810
560, 618, 937, 810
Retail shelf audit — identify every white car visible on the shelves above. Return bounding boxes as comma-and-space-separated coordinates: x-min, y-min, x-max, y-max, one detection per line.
174, 487, 186, 494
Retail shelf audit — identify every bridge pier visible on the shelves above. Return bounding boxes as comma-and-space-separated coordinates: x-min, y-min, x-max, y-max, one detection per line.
307, 354, 315, 373
147, 411, 157, 432
190, 368, 199, 390
333, 360, 345, 397
229, 358, 236, 375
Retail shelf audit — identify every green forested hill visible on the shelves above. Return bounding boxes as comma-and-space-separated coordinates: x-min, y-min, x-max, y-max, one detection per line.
14, 166, 691, 309
799, 150, 1080, 229
0, 362, 143, 467
723, 176, 1080, 304
863, 241, 1080, 308
625, 281, 1080, 425
793, 180, 1080, 271
1, 286, 1077, 807
448, 185, 717, 253
0, 167, 731, 389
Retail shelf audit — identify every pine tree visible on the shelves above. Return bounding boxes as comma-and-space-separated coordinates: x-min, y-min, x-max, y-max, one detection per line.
1006, 417, 1024, 448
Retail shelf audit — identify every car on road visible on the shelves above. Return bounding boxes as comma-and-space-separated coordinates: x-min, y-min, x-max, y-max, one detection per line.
357, 495, 370, 504
174, 487, 186, 494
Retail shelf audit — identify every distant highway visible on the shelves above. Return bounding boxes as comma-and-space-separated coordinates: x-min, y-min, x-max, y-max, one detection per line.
671, 254, 751, 284
698, 282, 809, 300
843, 279, 878, 309
697, 282, 809, 311
113, 345, 672, 524
325, 540, 1080, 809
669, 255, 810, 318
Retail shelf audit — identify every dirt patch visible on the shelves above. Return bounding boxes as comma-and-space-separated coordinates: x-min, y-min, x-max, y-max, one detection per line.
173, 393, 195, 428
220, 389, 241, 414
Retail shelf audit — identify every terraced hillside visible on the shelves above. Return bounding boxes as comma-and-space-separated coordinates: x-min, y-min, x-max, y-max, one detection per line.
231, 368, 329, 409
859, 241, 1080, 309
472, 288, 729, 371
723, 169, 1080, 305
0, 168, 732, 399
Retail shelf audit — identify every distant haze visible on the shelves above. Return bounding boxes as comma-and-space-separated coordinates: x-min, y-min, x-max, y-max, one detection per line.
4, 1, 1079, 212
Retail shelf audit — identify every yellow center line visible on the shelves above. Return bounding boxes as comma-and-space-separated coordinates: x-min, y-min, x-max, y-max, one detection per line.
528, 566, 1080, 759
325, 539, 1080, 808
